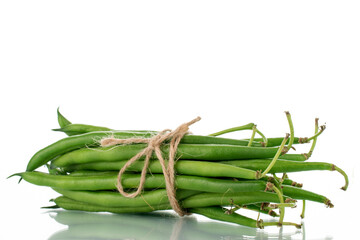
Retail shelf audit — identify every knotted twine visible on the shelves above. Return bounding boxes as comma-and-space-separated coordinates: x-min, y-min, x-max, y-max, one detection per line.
99, 117, 201, 217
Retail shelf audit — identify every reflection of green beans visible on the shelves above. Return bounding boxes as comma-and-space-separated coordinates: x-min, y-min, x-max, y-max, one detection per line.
48, 210, 300, 239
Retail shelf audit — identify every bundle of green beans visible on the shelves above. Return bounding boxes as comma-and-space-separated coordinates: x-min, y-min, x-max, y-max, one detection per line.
10, 109, 349, 229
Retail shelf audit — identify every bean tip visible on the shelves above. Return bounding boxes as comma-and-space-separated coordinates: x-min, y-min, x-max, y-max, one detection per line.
325, 199, 334, 208
52, 128, 63, 132
41, 205, 59, 209
7, 172, 22, 179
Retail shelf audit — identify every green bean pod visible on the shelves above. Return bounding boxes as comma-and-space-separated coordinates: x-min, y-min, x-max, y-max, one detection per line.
58, 160, 259, 180
282, 185, 333, 207
190, 207, 259, 228
13, 171, 267, 193
53, 196, 172, 213
222, 159, 349, 190
57, 108, 72, 128
51, 144, 281, 169
181, 191, 281, 208
26, 131, 268, 171
53, 188, 199, 208
252, 137, 302, 147
243, 204, 279, 217
54, 188, 282, 209
278, 154, 308, 161
53, 124, 113, 136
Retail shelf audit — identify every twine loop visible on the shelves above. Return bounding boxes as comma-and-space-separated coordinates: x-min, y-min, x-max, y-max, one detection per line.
100, 117, 201, 216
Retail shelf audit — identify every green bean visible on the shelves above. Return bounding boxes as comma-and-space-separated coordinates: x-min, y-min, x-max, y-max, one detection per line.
282, 185, 333, 207
51, 144, 281, 169
251, 137, 301, 147
53, 188, 198, 208
278, 153, 308, 161
54, 188, 282, 209
242, 204, 279, 217
53, 124, 113, 136
190, 207, 259, 228
208, 123, 268, 146
52, 196, 172, 213
281, 178, 302, 187
222, 159, 349, 190
59, 160, 259, 180
13, 171, 267, 193
61, 172, 317, 204
56, 109, 262, 145
26, 131, 152, 171
191, 206, 301, 229
62, 161, 303, 187
57, 107, 72, 128
181, 191, 282, 208
67, 170, 117, 176
27, 131, 271, 171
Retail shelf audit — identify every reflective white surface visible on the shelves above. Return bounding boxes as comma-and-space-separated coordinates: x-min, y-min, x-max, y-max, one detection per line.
1, 0, 359, 239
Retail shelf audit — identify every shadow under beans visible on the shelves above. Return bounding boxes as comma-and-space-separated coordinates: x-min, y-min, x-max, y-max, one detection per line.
47, 210, 305, 240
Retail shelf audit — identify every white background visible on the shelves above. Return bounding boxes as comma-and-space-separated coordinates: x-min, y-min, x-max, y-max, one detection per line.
1, 1, 359, 239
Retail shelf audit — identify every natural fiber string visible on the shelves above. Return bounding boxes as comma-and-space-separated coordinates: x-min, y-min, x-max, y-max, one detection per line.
100, 117, 201, 216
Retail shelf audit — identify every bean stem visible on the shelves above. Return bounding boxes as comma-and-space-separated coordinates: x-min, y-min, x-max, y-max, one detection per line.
306, 118, 319, 158
247, 125, 257, 147
300, 200, 306, 219
208, 123, 255, 136
260, 134, 289, 178
266, 182, 285, 225
208, 123, 268, 146
285, 111, 295, 152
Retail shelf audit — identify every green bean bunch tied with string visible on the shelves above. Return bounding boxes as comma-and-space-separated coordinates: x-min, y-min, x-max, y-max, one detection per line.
9, 108, 349, 229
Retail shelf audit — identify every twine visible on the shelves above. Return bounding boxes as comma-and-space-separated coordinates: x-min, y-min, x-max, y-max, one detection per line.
100, 117, 201, 216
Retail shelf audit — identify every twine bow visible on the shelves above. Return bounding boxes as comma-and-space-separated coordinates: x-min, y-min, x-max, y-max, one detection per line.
100, 117, 201, 216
